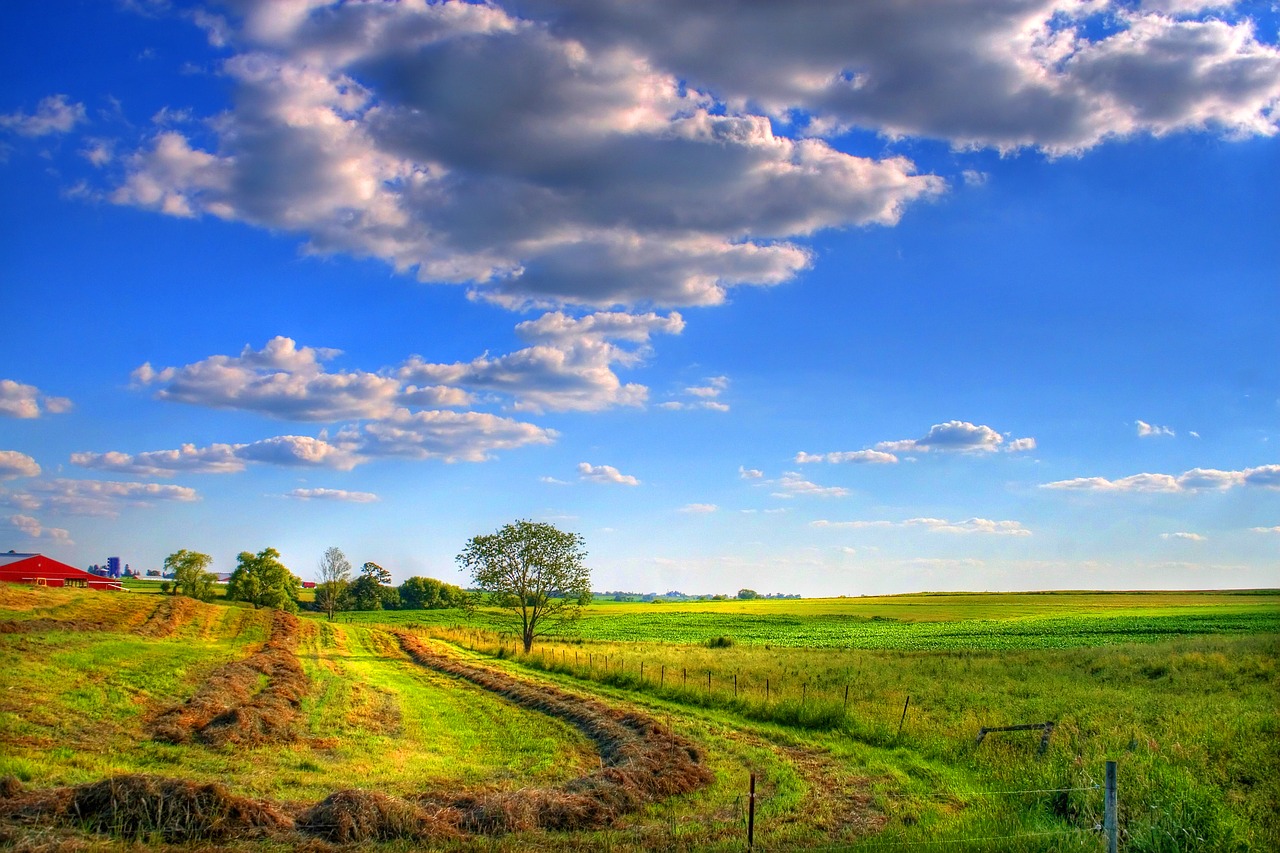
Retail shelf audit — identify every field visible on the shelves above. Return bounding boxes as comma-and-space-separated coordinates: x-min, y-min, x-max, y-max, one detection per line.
0, 585, 1276, 851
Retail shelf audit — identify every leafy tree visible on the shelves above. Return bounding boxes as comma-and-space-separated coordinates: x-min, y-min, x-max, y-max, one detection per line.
227, 547, 301, 612
457, 520, 592, 653
737, 588, 760, 600
361, 561, 392, 585
316, 546, 352, 622
348, 574, 382, 611
379, 585, 401, 610
164, 549, 216, 602
399, 576, 470, 610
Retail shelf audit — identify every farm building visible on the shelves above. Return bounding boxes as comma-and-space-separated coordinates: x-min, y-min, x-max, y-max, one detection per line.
0, 552, 124, 591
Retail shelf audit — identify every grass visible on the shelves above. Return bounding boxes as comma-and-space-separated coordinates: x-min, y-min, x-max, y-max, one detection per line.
2, 584, 1276, 851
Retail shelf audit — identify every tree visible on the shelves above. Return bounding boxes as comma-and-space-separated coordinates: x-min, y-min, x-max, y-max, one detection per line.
164, 549, 216, 602
362, 561, 392, 585
737, 588, 760, 600
226, 547, 301, 611
457, 520, 592, 653
399, 576, 469, 610
316, 546, 352, 622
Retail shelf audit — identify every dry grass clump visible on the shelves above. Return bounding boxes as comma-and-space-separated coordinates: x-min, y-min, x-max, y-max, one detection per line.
396, 632, 714, 834
135, 596, 195, 639
298, 789, 462, 843
149, 611, 307, 747
0, 775, 289, 843
0, 619, 104, 635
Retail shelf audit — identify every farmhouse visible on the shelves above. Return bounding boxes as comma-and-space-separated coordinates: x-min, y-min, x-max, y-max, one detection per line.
0, 552, 124, 591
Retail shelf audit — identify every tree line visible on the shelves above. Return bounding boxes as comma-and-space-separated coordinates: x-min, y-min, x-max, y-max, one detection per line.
158, 520, 593, 652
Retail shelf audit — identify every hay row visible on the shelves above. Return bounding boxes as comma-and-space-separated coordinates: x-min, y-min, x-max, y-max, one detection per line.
149, 610, 307, 747
392, 631, 715, 836
135, 595, 196, 638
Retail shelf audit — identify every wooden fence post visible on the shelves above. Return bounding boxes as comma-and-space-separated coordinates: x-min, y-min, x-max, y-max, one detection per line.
897, 695, 910, 737
747, 772, 756, 850
1105, 760, 1118, 853
661, 665, 665, 688
844, 684, 849, 710
734, 673, 738, 698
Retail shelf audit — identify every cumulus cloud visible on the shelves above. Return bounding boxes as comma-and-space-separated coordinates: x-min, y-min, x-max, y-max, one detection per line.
1043, 464, 1280, 492
813, 517, 1032, 535
661, 375, 730, 412
578, 462, 640, 486
771, 472, 849, 499
876, 421, 1033, 454
523, 0, 1280, 153
72, 435, 363, 476
0, 451, 41, 481
132, 337, 405, 421
350, 410, 555, 463
1161, 531, 1206, 541
1250, 525, 1280, 534
1137, 420, 1175, 437
284, 488, 379, 503
0, 95, 86, 137
7, 514, 73, 545
0, 379, 72, 418
795, 449, 898, 465
400, 311, 682, 413
2, 479, 199, 517
739, 466, 763, 479
680, 503, 719, 513
102, 0, 944, 310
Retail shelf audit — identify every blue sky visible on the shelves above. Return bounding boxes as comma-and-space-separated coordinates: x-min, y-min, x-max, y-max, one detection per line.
2, 0, 1277, 595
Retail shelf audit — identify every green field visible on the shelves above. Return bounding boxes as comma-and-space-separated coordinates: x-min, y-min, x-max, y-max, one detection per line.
1, 584, 1276, 851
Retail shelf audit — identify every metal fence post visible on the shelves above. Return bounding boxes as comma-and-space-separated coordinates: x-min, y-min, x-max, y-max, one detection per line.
1105, 760, 1118, 853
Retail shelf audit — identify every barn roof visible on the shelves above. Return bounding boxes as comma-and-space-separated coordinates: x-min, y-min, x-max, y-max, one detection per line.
0, 553, 122, 588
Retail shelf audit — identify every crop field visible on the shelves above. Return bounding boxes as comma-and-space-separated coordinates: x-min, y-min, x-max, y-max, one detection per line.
0, 584, 1276, 851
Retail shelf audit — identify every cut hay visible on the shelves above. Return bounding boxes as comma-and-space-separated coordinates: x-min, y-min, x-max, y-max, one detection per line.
298, 790, 461, 843
149, 610, 307, 747
396, 632, 714, 834
0, 775, 290, 843
135, 596, 196, 638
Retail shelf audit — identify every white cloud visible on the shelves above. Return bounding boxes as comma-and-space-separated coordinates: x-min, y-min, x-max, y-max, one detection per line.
350, 410, 556, 463
2, 479, 199, 517
813, 517, 1031, 535
284, 488, 379, 503
0, 451, 41, 481
399, 311, 682, 413
680, 503, 718, 513
105, 2, 944, 310
0, 380, 72, 418
876, 420, 1032, 454
7, 514, 73, 545
0, 95, 86, 137
1161, 531, 1206, 541
739, 466, 763, 479
578, 462, 640, 486
1249, 525, 1280, 534
662, 374, 731, 411
795, 449, 898, 464
525, 1, 1280, 153
72, 436, 362, 476
132, 337, 405, 421
1043, 464, 1280, 492
771, 472, 849, 499
1137, 420, 1175, 437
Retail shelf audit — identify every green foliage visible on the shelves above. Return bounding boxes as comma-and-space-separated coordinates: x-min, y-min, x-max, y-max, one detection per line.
737, 588, 759, 600
457, 519, 591, 652
316, 546, 351, 622
361, 561, 392, 585
163, 549, 216, 602
226, 547, 300, 612
348, 575, 383, 611
398, 576, 468, 610
378, 584, 400, 611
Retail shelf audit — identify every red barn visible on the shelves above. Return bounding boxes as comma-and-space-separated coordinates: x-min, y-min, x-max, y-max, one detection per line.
0, 553, 124, 591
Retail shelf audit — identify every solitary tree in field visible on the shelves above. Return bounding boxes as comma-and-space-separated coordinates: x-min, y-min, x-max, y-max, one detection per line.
227, 547, 301, 612
164, 549, 216, 602
316, 546, 352, 622
457, 520, 592, 653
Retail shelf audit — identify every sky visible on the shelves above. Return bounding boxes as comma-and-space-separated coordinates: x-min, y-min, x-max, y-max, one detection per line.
1, 0, 1277, 597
